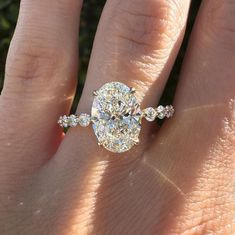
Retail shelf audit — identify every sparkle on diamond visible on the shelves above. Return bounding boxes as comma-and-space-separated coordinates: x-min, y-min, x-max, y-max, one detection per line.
91, 82, 141, 153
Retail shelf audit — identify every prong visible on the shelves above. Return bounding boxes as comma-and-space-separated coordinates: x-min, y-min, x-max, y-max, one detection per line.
130, 87, 136, 94
98, 141, 102, 146
134, 139, 140, 145
91, 116, 97, 123
93, 90, 99, 96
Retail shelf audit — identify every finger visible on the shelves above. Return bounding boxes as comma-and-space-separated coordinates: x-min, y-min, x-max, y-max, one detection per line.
0, 0, 82, 168
61, 0, 191, 159
80, 0, 190, 110
148, 0, 235, 232
175, 0, 235, 111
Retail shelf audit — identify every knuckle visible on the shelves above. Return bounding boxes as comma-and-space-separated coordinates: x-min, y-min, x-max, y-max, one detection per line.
6, 42, 59, 82
102, 0, 187, 84
113, 0, 185, 49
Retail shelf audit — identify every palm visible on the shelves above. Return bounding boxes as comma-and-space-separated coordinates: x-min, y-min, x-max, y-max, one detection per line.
0, 0, 234, 235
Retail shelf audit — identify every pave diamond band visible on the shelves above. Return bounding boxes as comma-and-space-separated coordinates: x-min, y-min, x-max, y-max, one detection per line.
58, 82, 174, 153
58, 105, 174, 128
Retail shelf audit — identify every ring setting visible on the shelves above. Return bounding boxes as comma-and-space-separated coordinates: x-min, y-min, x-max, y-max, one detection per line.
58, 82, 174, 153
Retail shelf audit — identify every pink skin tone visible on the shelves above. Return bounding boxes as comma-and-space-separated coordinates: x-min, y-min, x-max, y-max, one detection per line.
0, 0, 235, 234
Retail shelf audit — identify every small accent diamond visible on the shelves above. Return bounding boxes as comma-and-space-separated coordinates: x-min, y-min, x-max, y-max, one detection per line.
143, 107, 157, 122
156, 105, 165, 119
68, 115, 79, 127
58, 115, 69, 128
165, 105, 174, 118
78, 113, 91, 127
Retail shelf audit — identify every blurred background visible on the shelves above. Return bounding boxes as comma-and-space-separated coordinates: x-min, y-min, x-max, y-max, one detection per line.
0, 0, 202, 111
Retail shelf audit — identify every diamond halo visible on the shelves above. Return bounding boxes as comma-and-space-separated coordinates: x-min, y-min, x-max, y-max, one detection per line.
58, 82, 174, 153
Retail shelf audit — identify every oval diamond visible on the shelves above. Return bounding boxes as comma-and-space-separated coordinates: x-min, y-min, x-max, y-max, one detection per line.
91, 82, 142, 153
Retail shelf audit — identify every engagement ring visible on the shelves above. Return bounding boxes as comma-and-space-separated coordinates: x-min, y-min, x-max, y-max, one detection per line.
58, 82, 174, 153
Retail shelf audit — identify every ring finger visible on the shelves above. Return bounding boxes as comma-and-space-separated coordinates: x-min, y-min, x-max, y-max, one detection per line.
60, 0, 191, 160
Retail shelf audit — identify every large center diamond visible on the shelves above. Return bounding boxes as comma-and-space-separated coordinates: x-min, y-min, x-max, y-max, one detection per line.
91, 82, 142, 153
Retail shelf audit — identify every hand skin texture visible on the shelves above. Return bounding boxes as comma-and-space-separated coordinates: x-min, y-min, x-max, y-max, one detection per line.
0, 0, 235, 234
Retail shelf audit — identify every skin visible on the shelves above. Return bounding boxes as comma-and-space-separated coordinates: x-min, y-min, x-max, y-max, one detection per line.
0, 0, 234, 234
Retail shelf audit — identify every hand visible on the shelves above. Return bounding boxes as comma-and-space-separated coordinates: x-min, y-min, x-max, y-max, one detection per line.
0, 0, 234, 234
